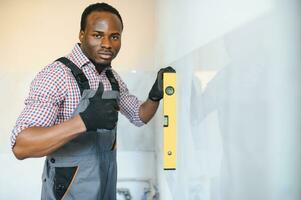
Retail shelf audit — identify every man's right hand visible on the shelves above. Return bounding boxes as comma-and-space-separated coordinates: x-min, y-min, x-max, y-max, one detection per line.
79, 84, 119, 131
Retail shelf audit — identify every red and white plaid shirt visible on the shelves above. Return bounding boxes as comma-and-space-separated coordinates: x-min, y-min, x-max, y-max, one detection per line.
11, 44, 144, 147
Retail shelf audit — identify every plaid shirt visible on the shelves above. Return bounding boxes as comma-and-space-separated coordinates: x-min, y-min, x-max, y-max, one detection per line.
11, 44, 144, 148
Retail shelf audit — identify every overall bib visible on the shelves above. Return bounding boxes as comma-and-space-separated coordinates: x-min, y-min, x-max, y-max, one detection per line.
41, 57, 119, 200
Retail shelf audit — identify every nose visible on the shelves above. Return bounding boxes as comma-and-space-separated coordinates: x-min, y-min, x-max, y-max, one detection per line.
100, 36, 111, 49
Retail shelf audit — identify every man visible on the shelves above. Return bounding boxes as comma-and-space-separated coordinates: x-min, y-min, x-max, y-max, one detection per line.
11, 2, 174, 200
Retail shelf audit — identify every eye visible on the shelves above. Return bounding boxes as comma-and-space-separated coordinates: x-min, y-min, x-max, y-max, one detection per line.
111, 35, 120, 40
93, 34, 102, 39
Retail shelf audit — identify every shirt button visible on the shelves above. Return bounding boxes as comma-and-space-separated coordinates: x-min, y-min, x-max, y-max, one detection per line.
50, 158, 55, 163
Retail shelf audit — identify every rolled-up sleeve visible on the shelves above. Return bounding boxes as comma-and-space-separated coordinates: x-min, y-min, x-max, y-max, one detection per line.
11, 65, 66, 148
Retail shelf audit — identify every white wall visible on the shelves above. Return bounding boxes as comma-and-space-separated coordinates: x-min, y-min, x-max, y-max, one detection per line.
155, 0, 301, 199
154, 0, 274, 67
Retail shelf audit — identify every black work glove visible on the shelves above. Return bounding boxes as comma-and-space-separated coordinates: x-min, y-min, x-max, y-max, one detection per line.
148, 66, 176, 101
79, 84, 119, 131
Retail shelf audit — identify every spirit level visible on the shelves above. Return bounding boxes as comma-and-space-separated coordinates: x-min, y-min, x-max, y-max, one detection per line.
163, 70, 176, 170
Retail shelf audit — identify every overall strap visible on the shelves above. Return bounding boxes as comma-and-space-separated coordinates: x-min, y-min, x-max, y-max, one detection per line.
56, 57, 90, 95
105, 69, 120, 151
105, 69, 120, 92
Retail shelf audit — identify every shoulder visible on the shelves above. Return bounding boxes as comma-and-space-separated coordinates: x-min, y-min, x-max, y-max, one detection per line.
37, 61, 65, 77
30, 60, 70, 94
35, 59, 73, 82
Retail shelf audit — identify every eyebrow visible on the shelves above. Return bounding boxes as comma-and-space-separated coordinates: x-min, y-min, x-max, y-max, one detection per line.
93, 30, 121, 35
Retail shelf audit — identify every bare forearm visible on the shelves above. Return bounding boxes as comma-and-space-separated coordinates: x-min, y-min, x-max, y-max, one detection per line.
139, 99, 160, 123
13, 115, 86, 160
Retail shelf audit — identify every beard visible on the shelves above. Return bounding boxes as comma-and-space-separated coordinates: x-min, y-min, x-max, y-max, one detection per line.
90, 59, 111, 74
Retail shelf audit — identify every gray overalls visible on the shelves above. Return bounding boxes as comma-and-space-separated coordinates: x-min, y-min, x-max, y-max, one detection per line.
41, 57, 119, 200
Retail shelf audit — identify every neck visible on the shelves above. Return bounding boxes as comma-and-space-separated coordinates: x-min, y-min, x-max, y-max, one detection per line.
90, 59, 111, 74
79, 44, 111, 74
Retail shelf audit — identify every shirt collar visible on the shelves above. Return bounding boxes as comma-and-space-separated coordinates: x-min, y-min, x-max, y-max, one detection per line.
67, 43, 90, 70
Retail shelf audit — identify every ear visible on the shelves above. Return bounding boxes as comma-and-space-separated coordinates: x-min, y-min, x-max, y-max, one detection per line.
79, 31, 84, 43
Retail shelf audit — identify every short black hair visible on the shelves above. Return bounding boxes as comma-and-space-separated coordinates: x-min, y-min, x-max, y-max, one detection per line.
80, 2, 123, 31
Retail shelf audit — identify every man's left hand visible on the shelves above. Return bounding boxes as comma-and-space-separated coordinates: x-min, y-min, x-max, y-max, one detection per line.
148, 66, 176, 101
